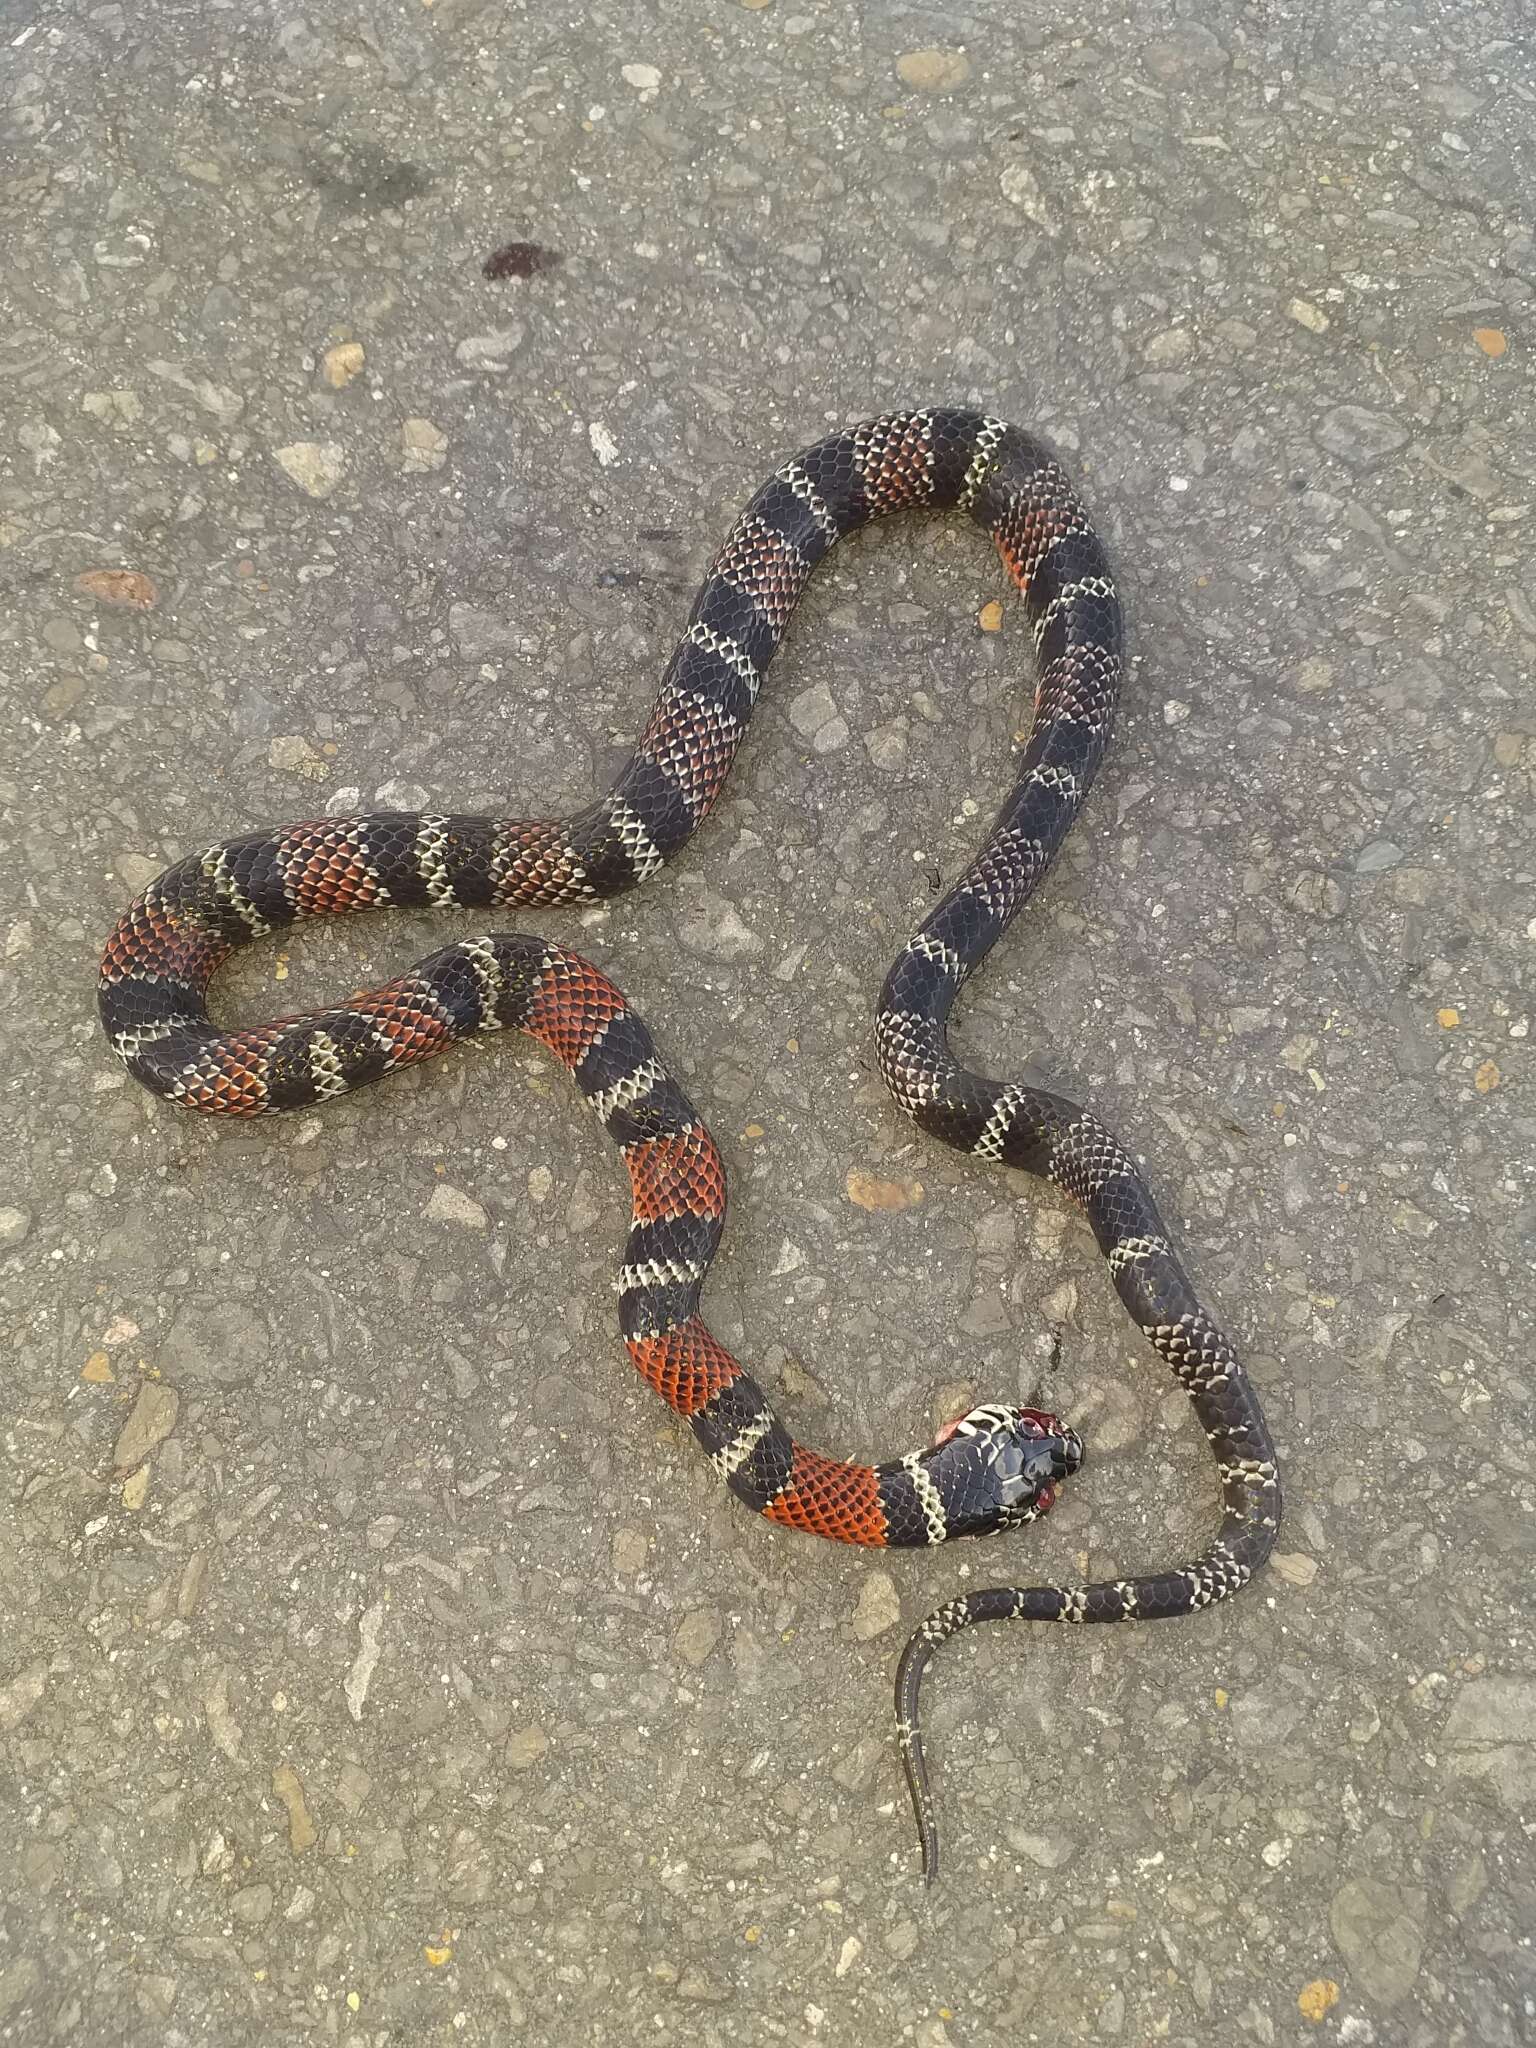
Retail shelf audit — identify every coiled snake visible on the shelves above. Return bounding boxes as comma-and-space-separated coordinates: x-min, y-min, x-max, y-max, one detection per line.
98, 407, 1282, 1881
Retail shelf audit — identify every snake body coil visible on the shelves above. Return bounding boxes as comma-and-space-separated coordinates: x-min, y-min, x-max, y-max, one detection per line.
98, 407, 1281, 1879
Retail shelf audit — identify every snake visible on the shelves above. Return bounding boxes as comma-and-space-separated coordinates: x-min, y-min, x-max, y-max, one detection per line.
97, 406, 1282, 1881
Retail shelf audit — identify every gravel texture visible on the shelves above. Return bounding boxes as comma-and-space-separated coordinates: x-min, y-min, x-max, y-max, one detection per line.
3, 3, 1534, 2044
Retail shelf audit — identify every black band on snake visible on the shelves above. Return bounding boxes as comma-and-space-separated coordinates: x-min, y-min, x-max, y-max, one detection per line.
97, 407, 1282, 1883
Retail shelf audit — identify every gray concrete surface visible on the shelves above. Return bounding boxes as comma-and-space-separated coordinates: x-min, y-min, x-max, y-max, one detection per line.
3, 2, 1533, 2042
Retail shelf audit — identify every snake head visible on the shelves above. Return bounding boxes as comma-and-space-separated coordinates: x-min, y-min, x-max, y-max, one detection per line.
927, 1402, 1084, 1537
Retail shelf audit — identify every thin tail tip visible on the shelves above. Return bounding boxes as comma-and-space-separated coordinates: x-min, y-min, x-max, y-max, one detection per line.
896, 1631, 942, 1883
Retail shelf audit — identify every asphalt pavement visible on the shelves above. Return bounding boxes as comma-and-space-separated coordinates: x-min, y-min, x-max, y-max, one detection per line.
2, 2, 1533, 2043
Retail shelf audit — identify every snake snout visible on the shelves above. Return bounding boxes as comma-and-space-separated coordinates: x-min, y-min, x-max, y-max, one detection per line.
1013, 1406, 1084, 1480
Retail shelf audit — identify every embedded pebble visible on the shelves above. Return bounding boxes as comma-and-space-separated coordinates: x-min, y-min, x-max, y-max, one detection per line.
1067, 1380, 1138, 1453
374, 778, 430, 810
506, 1725, 549, 1769
1007, 1829, 1076, 1867
449, 601, 518, 659
677, 879, 762, 960
268, 734, 327, 780
789, 681, 849, 752
273, 441, 346, 497
1000, 163, 1053, 229
1270, 1552, 1320, 1588
1315, 406, 1409, 469
83, 389, 143, 427
674, 1609, 722, 1666
0, 1207, 32, 1250
850, 1572, 901, 1641
336, 1762, 372, 1814
1442, 1678, 1536, 1807
845, 1169, 922, 1212
896, 48, 971, 91
73, 568, 157, 610
1144, 328, 1193, 366
112, 1380, 179, 1474
321, 341, 365, 388
204, 1674, 244, 1759
1354, 841, 1404, 873
1329, 1880, 1426, 2007
345, 1602, 386, 1722
456, 326, 524, 370
400, 417, 448, 472
0, 1663, 48, 1733
271, 1764, 318, 1855
425, 1183, 489, 1230
1288, 297, 1330, 333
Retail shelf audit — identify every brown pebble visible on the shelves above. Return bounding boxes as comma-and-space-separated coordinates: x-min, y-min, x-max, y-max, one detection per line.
272, 1763, 317, 1854
74, 568, 158, 610
896, 47, 972, 91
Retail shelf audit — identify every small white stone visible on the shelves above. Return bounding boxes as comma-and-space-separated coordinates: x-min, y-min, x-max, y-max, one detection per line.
344, 1601, 386, 1722
1000, 162, 1053, 229
621, 62, 662, 95
588, 420, 620, 467
1162, 699, 1191, 725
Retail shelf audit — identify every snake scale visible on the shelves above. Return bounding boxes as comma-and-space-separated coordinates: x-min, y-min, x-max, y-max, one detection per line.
98, 407, 1282, 1881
